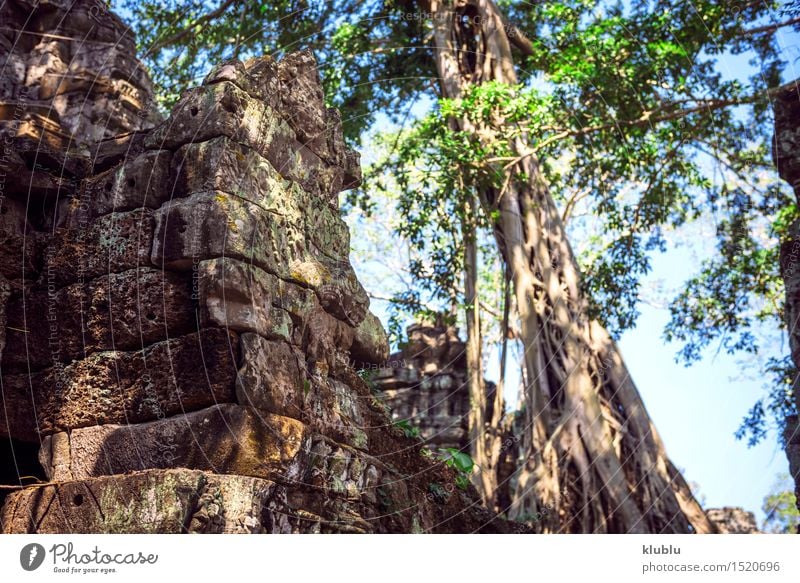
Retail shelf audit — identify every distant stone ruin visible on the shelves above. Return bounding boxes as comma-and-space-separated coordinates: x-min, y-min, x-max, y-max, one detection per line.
0, 0, 513, 533
375, 322, 765, 531
373, 321, 479, 452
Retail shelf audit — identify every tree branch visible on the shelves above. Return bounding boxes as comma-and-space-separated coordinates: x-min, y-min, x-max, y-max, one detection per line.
495, 96, 760, 170
741, 16, 800, 36
505, 23, 535, 56
144, 0, 237, 55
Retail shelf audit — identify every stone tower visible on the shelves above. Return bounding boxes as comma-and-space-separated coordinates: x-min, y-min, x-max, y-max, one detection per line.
0, 0, 513, 533
372, 320, 497, 453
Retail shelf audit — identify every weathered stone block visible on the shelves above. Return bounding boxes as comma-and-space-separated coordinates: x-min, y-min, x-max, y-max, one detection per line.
146, 80, 343, 198
296, 301, 356, 376
305, 188, 350, 261
145, 80, 281, 153
0, 469, 292, 533
203, 57, 279, 104
151, 191, 304, 276
774, 82, 800, 200
296, 253, 370, 327
785, 415, 800, 509
782, 223, 800, 371
0, 197, 43, 281
3, 267, 195, 369
0, 329, 238, 441
235, 332, 370, 449
39, 404, 307, 482
84, 267, 195, 353
350, 311, 390, 367
236, 333, 306, 413
44, 208, 155, 287
306, 377, 370, 450
343, 148, 362, 190
197, 257, 292, 341
171, 135, 295, 210
706, 507, 760, 534
302, 436, 381, 500
88, 130, 149, 174
277, 50, 340, 165
80, 149, 173, 216
3, 281, 88, 370
0, 274, 8, 359
259, 261, 366, 352
151, 192, 368, 325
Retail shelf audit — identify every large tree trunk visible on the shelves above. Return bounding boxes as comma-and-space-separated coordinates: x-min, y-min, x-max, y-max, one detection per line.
426, 0, 715, 533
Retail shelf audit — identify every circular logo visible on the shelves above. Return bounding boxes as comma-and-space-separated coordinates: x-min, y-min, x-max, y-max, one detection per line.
19, 543, 46, 571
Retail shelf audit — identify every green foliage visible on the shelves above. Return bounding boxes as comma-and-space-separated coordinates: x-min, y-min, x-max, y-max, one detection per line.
509, 0, 784, 339
393, 419, 421, 439
114, 0, 434, 143
665, 190, 793, 365
438, 448, 474, 490
357, 367, 377, 384
428, 482, 450, 503
378, 0, 795, 445
735, 356, 797, 447
761, 474, 800, 533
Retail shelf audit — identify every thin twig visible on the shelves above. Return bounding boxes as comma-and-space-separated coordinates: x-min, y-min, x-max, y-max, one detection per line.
144, 0, 237, 55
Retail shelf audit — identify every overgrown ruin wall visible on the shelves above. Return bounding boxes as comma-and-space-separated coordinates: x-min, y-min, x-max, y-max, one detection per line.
0, 0, 514, 533
372, 321, 477, 452
0, 0, 770, 535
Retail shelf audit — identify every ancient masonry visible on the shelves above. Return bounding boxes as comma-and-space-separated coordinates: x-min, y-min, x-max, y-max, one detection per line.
371, 321, 523, 512
774, 80, 800, 521
0, 0, 514, 533
373, 321, 479, 452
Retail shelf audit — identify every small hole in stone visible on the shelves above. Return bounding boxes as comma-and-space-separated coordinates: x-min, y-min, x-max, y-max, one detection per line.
146, 312, 156, 321
126, 178, 135, 188
104, 182, 112, 191
190, 106, 199, 116
178, 225, 187, 233
73, 494, 84, 506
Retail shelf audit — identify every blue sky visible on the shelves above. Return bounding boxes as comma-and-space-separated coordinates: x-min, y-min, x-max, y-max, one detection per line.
622, 24, 800, 519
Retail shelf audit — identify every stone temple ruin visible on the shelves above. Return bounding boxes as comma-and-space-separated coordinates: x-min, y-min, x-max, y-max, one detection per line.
372, 321, 479, 452
705, 508, 759, 534
0, 0, 513, 533
0, 0, 780, 534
